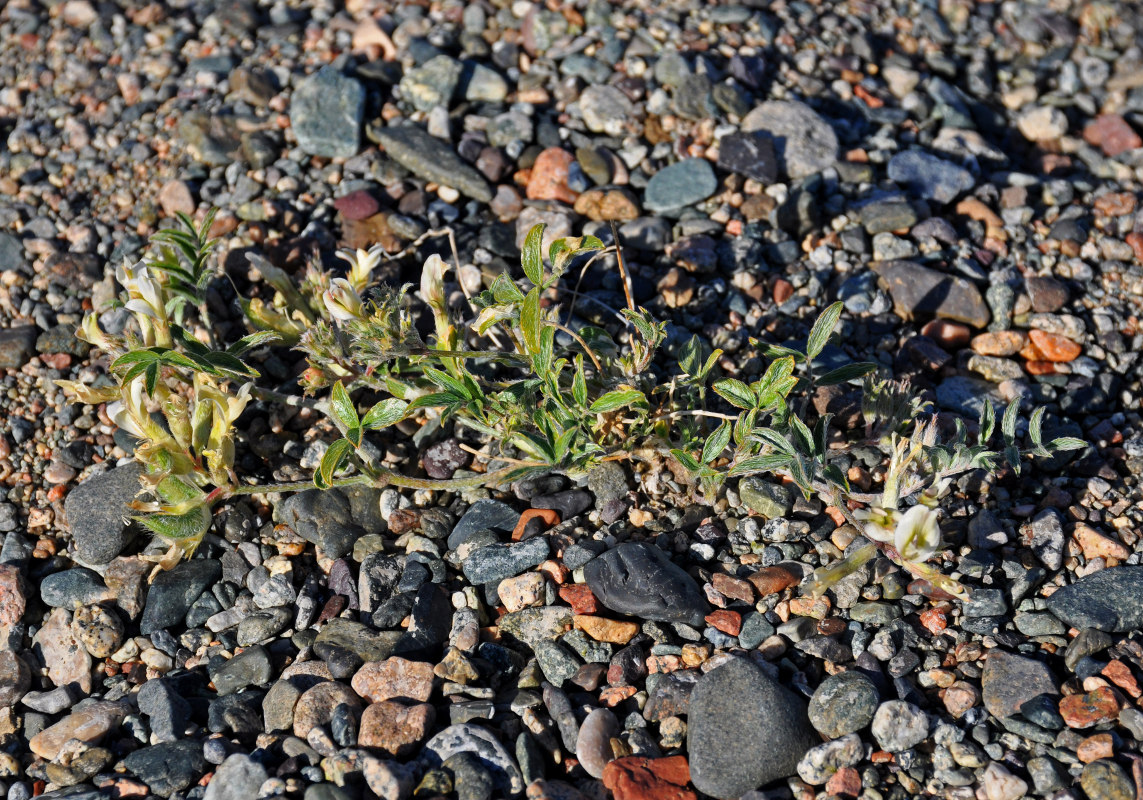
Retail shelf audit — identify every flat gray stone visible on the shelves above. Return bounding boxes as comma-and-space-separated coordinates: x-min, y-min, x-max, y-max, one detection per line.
1045, 566, 1143, 633
871, 260, 991, 328
291, 67, 365, 158
583, 542, 708, 627
370, 125, 493, 202
741, 100, 839, 178
65, 463, 144, 565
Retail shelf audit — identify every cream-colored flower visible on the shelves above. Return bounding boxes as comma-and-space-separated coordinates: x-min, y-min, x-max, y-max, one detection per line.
323, 278, 364, 322
117, 259, 165, 320
854, 505, 897, 544
337, 245, 384, 292
420, 253, 446, 309
894, 504, 941, 563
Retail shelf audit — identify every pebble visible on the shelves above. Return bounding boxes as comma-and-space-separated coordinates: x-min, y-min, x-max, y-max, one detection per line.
0, 651, 31, 708
28, 701, 129, 759
291, 67, 364, 158
203, 754, 269, 800
602, 755, 696, 800
808, 670, 880, 738
358, 700, 435, 757
371, 125, 493, 203
870, 701, 929, 752
352, 657, 435, 704
797, 733, 863, 785
575, 707, 620, 779
887, 150, 975, 204
140, 558, 222, 634
981, 650, 1058, 718
584, 542, 708, 627
687, 656, 819, 798
420, 723, 525, 796
643, 159, 718, 214
871, 261, 990, 328
1080, 759, 1135, 800
1045, 566, 1143, 632
123, 740, 206, 798
64, 463, 144, 565
33, 608, 92, 694
741, 101, 839, 178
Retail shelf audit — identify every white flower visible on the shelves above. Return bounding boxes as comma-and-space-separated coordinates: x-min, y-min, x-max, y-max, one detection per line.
854, 505, 897, 544
420, 253, 445, 309
323, 278, 364, 322
337, 245, 384, 292
117, 259, 165, 320
894, 504, 941, 563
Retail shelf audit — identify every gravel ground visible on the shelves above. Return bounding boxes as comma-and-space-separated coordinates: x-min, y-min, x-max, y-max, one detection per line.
2, 1, 1143, 799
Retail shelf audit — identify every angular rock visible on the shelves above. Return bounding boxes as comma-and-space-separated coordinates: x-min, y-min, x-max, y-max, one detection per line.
29, 701, 129, 759
140, 558, 222, 634
887, 150, 975, 204
981, 650, 1058, 718
1045, 567, 1143, 633
291, 67, 364, 158
584, 542, 708, 627
64, 462, 143, 565
420, 723, 525, 796
871, 260, 990, 328
741, 100, 839, 178
371, 125, 493, 202
203, 754, 269, 800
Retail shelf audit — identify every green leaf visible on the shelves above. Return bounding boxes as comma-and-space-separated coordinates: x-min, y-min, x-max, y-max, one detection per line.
549, 235, 604, 278
671, 448, 703, 474
329, 381, 359, 430
679, 335, 702, 377
144, 362, 160, 396
112, 349, 161, 370
362, 398, 408, 429
491, 273, 525, 304
790, 414, 816, 456
979, 398, 995, 444
423, 367, 472, 400
1028, 406, 1045, 447
407, 392, 463, 411
520, 288, 541, 354
226, 331, 282, 356
760, 343, 806, 363
753, 428, 796, 456
807, 301, 844, 359
727, 454, 793, 477
536, 325, 555, 375
816, 362, 877, 386
701, 422, 732, 464
572, 355, 587, 407
346, 426, 363, 447
134, 505, 212, 544
1001, 399, 1020, 443
521, 224, 546, 286
205, 351, 258, 377
1049, 437, 1087, 451
713, 378, 757, 410
318, 438, 353, 487
590, 388, 646, 413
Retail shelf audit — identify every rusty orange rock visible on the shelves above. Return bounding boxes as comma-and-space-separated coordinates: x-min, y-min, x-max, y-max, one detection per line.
747, 565, 800, 596
574, 615, 639, 644
526, 147, 578, 204
711, 572, 754, 603
971, 330, 1028, 357
558, 584, 599, 615
602, 756, 696, 800
704, 610, 742, 636
1023, 329, 1081, 362
1059, 686, 1119, 729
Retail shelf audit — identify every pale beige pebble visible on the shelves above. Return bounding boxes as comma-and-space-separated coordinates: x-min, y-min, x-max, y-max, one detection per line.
158, 180, 196, 217
0, 565, 26, 632
357, 700, 435, 757
980, 761, 1028, 800
292, 682, 363, 738
117, 73, 141, 105
497, 572, 546, 613
71, 605, 125, 659
1073, 523, 1129, 560
281, 660, 334, 681
1017, 106, 1068, 141
33, 608, 93, 695
352, 657, 435, 703
28, 701, 129, 759
60, 0, 98, 27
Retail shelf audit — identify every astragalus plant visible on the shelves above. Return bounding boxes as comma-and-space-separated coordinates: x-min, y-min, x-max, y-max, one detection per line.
60, 214, 1085, 594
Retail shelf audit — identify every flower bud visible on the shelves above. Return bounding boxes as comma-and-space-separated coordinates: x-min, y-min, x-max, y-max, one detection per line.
323, 278, 364, 322
420, 254, 446, 309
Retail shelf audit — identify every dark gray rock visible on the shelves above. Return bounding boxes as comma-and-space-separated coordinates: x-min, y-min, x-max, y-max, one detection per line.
277, 489, 363, 559
122, 740, 205, 798
688, 656, 819, 798
291, 66, 364, 158
137, 678, 192, 742
871, 260, 990, 328
1026, 508, 1066, 570
371, 125, 493, 202
717, 131, 778, 183
0, 325, 38, 370
1045, 566, 1143, 633
140, 558, 221, 634
64, 463, 143, 565
887, 150, 974, 203
448, 499, 520, 550
40, 568, 110, 608
584, 542, 708, 627
981, 650, 1058, 718
462, 537, 550, 584
643, 159, 717, 213
209, 644, 273, 697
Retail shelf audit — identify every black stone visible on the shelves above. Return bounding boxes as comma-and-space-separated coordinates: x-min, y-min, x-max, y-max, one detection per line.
583, 542, 709, 627
140, 559, 222, 635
